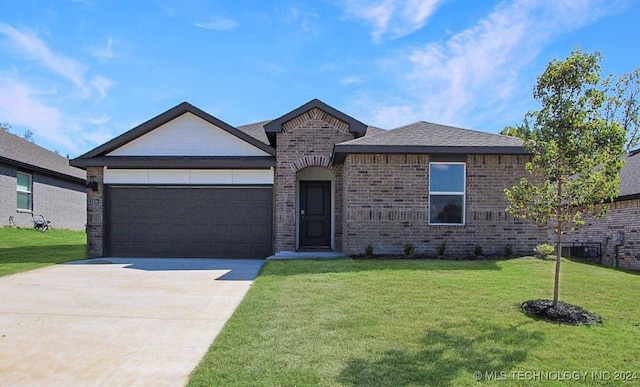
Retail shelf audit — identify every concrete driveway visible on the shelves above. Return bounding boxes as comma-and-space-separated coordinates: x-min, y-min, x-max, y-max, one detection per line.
0, 258, 264, 387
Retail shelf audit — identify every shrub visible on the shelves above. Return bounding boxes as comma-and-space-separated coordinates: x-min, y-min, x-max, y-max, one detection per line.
436, 241, 446, 257
474, 244, 483, 257
533, 243, 555, 260
505, 244, 514, 257
365, 245, 374, 256
403, 243, 415, 256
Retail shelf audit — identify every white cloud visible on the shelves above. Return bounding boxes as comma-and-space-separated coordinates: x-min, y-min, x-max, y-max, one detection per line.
0, 23, 114, 99
343, 0, 444, 41
0, 23, 89, 92
89, 114, 111, 126
284, 5, 320, 35
0, 74, 117, 154
194, 17, 239, 31
91, 37, 117, 60
90, 75, 115, 100
0, 78, 62, 134
364, 0, 625, 129
0, 77, 78, 150
340, 76, 364, 84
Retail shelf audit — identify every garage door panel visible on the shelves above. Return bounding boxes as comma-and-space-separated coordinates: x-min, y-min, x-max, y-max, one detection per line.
251, 243, 271, 255
251, 225, 272, 242
107, 186, 272, 258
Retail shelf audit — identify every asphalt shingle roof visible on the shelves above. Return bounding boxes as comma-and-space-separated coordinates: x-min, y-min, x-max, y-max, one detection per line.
0, 130, 85, 181
339, 121, 523, 147
236, 120, 272, 145
362, 126, 387, 137
236, 120, 387, 146
619, 150, 640, 197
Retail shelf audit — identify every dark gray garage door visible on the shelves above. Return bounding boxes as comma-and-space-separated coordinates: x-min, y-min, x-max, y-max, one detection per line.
106, 186, 272, 258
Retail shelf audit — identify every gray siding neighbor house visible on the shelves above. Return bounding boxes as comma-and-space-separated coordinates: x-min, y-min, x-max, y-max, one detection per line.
71, 99, 547, 259
1, 130, 86, 230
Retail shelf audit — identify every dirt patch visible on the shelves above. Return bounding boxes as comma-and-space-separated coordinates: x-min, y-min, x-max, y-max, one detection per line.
522, 299, 602, 326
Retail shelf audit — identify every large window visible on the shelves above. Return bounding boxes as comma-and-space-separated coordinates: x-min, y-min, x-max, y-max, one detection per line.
16, 172, 32, 211
429, 162, 465, 225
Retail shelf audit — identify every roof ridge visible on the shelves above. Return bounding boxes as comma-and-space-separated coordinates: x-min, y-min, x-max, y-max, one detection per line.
393, 120, 517, 138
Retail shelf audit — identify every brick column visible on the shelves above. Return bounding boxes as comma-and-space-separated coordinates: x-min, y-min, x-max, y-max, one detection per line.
86, 167, 104, 257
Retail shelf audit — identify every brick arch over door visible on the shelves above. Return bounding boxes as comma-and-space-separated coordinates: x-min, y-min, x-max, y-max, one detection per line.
291, 156, 340, 172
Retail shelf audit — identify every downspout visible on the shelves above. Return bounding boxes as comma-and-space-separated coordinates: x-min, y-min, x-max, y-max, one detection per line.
613, 245, 619, 269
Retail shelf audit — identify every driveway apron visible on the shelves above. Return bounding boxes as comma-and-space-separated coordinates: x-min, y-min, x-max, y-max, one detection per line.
0, 258, 264, 387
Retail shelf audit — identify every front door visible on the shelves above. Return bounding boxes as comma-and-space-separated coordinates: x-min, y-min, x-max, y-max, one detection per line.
299, 181, 331, 248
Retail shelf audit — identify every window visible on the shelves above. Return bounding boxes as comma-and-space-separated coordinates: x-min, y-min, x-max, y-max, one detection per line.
16, 172, 32, 211
429, 162, 465, 225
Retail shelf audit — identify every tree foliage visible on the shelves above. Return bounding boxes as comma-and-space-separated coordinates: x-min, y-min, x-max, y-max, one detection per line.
22, 130, 35, 144
504, 48, 627, 306
500, 118, 531, 140
0, 122, 10, 132
604, 68, 640, 151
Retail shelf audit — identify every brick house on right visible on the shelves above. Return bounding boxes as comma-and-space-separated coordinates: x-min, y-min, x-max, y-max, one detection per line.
562, 149, 640, 271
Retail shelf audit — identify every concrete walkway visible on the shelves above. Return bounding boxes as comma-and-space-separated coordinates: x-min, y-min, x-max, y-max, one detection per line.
0, 258, 264, 387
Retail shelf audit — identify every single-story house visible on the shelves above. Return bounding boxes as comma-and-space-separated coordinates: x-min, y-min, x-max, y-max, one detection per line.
1, 130, 86, 230
561, 149, 640, 271
71, 99, 546, 258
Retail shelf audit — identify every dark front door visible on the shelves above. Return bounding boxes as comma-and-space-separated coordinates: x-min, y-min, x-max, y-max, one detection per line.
299, 181, 331, 248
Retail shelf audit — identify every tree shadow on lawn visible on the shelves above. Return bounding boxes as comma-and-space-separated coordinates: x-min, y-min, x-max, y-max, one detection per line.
338, 320, 543, 386
0, 245, 86, 265
262, 258, 503, 277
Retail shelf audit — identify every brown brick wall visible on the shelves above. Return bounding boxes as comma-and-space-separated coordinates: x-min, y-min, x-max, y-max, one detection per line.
560, 199, 640, 271
86, 166, 104, 257
343, 154, 547, 256
273, 109, 354, 252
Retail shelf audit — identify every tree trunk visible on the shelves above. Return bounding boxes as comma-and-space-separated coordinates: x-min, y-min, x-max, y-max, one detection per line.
553, 179, 562, 308
553, 218, 562, 307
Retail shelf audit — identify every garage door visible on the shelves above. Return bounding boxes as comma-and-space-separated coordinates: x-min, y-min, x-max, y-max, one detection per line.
106, 186, 272, 258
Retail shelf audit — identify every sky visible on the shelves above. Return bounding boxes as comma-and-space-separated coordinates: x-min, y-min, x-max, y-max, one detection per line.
1, 0, 639, 157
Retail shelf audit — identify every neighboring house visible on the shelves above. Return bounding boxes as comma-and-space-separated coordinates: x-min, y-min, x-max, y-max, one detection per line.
71, 99, 546, 258
0, 130, 86, 230
561, 149, 640, 271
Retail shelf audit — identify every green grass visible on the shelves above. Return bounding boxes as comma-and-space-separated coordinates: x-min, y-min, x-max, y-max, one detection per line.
189, 258, 640, 386
0, 227, 87, 277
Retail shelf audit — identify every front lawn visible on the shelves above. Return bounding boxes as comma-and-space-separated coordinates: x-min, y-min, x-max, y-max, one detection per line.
189, 258, 640, 386
0, 227, 86, 277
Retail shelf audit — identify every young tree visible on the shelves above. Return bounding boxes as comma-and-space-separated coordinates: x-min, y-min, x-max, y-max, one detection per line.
504, 48, 627, 307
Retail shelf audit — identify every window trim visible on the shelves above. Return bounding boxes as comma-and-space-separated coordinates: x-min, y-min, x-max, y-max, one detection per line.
16, 171, 33, 212
428, 162, 466, 226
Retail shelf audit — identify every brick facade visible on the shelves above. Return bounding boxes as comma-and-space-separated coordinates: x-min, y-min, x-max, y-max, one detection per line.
86, 166, 104, 257
273, 108, 355, 252
560, 198, 640, 271
343, 154, 547, 256
1, 162, 86, 230
83, 101, 627, 263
